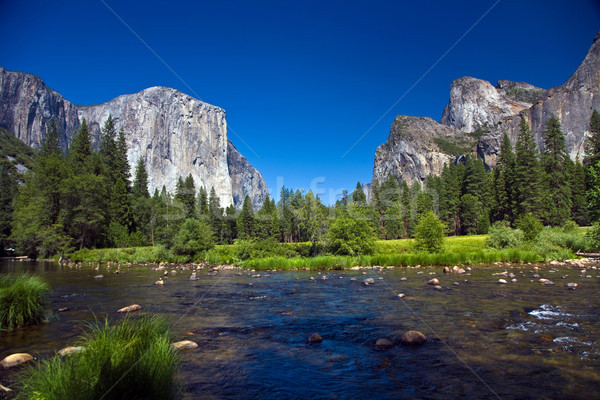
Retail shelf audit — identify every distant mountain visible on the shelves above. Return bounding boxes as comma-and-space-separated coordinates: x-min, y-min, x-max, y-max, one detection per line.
0, 67, 267, 209
373, 30, 600, 185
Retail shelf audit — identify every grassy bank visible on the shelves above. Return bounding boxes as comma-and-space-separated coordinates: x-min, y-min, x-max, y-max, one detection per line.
65, 233, 562, 270
0, 274, 52, 331
16, 315, 180, 400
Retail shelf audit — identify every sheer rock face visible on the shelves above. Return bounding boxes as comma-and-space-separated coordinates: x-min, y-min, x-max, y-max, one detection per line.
0, 69, 267, 208
0, 67, 79, 150
372, 116, 461, 185
477, 31, 600, 168
440, 76, 537, 133
376, 30, 600, 183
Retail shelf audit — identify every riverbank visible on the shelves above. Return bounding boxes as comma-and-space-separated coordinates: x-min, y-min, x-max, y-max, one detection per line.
51, 231, 596, 271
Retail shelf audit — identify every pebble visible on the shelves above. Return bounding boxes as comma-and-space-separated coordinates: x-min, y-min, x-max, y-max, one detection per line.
400, 277, 407, 281
94, 275, 104, 279
117, 304, 142, 313
58, 346, 85, 356
433, 285, 443, 290
566, 282, 578, 290
375, 338, 394, 348
171, 340, 199, 351
544, 280, 555, 286
498, 279, 507, 284
1, 353, 33, 369
397, 293, 405, 298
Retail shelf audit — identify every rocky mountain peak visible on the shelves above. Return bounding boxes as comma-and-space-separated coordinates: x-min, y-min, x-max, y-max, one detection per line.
0, 67, 267, 209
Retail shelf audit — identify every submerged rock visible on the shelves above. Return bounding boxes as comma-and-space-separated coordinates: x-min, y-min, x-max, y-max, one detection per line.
308, 333, 323, 343
363, 278, 375, 285
400, 331, 427, 346
58, 346, 85, 356
375, 338, 394, 348
117, 304, 142, 313
171, 340, 199, 351
1, 353, 33, 368
427, 278, 439, 285
566, 282, 578, 290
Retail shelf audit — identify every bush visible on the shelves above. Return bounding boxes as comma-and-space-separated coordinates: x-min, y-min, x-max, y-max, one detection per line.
171, 218, 214, 258
0, 274, 52, 331
585, 223, 600, 252
487, 221, 523, 249
516, 213, 543, 241
534, 226, 589, 256
327, 215, 376, 256
413, 211, 446, 253
16, 315, 180, 400
234, 238, 297, 261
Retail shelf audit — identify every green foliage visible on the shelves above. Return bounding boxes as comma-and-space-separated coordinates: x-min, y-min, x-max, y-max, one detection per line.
234, 238, 297, 261
516, 213, 543, 241
15, 315, 180, 400
413, 211, 446, 253
487, 221, 523, 249
171, 218, 214, 258
69, 246, 175, 263
587, 161, 600, 222
533, 226, 589, 260
327, 214, 376, 256
586, 223, 600, 251
0, 274, 52, 331
237, 195, 256, 239
433, 137, 473, 156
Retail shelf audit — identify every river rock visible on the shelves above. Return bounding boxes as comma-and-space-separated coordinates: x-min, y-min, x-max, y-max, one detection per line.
58, 346, 85, 356
171, 340, 199, 351
363, 278, 375, 285
190, 273, 197, 281
498, 279, 507, 284
155, 278, 164, 285
117, 304, 142, 313
1, 353, 33, 369
397, 293, 405, 298
400, 331, 427, 346
443, 267, 451, 274
427, 278, 439, 285
375, 338, 394, 348
566, 282, 578, 289
309, 333, 323, 343
94, 275, 104, 279
543, 280, 555, 286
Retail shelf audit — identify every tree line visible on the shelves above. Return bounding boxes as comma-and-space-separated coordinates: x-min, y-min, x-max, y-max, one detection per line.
6, 111, 600, 258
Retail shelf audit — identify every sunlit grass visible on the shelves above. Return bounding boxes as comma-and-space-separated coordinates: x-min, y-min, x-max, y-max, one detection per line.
16, 315, 180, 400
0, 274, 53, 331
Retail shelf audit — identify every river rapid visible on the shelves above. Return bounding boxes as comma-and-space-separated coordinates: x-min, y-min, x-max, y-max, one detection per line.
1, 260, 599, 399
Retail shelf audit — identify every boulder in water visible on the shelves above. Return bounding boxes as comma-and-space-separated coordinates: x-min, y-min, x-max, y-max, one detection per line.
400, 331, 427, 346
375, 338, 394, 348
1, 353, 33, 369
117, 304, 142, 313
309, 333, 323, 343
171, 340, 199, 351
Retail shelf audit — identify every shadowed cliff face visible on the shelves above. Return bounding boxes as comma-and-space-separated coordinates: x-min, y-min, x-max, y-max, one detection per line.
0, 69, 267, 209
375, 30, 600, 184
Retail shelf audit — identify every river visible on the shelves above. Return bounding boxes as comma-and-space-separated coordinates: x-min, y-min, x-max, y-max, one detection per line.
1, 260, 599, 399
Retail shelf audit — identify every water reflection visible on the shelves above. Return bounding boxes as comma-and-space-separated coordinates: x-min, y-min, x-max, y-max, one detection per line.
0, 260, 599, 399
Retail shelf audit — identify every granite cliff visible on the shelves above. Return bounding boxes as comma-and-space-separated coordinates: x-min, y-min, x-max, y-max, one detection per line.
374, 30, 600, 184
0, 67, 267, 208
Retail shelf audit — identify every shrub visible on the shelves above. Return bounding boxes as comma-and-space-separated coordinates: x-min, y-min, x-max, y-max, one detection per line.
327, 215, 376, 256
516, 213, 543, 241
171, 218, 214, 258
0, 274, 52, 331
585, 223, 600, 252
562, 220, 579, 234
487, 221, 523, 249
16, 315, 180, 400
534, 226, 589, 257
413, 211, 446, 253
234, 238, 296, 261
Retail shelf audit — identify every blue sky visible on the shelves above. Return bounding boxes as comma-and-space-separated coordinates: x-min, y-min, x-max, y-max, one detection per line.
1, 1, 599, 204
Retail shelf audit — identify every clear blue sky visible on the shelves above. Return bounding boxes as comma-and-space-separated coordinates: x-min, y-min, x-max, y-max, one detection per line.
1, 1, 599, 204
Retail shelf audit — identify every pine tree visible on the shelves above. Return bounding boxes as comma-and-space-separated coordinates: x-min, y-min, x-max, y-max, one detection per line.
540, 116, 572, 225
514, 117, 542, 220
351, 181, 367, 205
584, 109, 600, 168
223, 204, 237, 243
68, 119, 93, 175
132, 158, 148, 198
208, 187, 223, 241
256, 195, 280, 240
196, 186, 209, 217
570, 160, 589, 225
237, 195, 255, 239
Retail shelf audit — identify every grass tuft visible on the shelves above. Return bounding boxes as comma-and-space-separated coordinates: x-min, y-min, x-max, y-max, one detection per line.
16, 315, 180, 400
0, 274, 52, 331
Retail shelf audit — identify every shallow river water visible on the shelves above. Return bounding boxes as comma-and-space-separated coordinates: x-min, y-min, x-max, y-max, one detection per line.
1, 260, 599, 399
